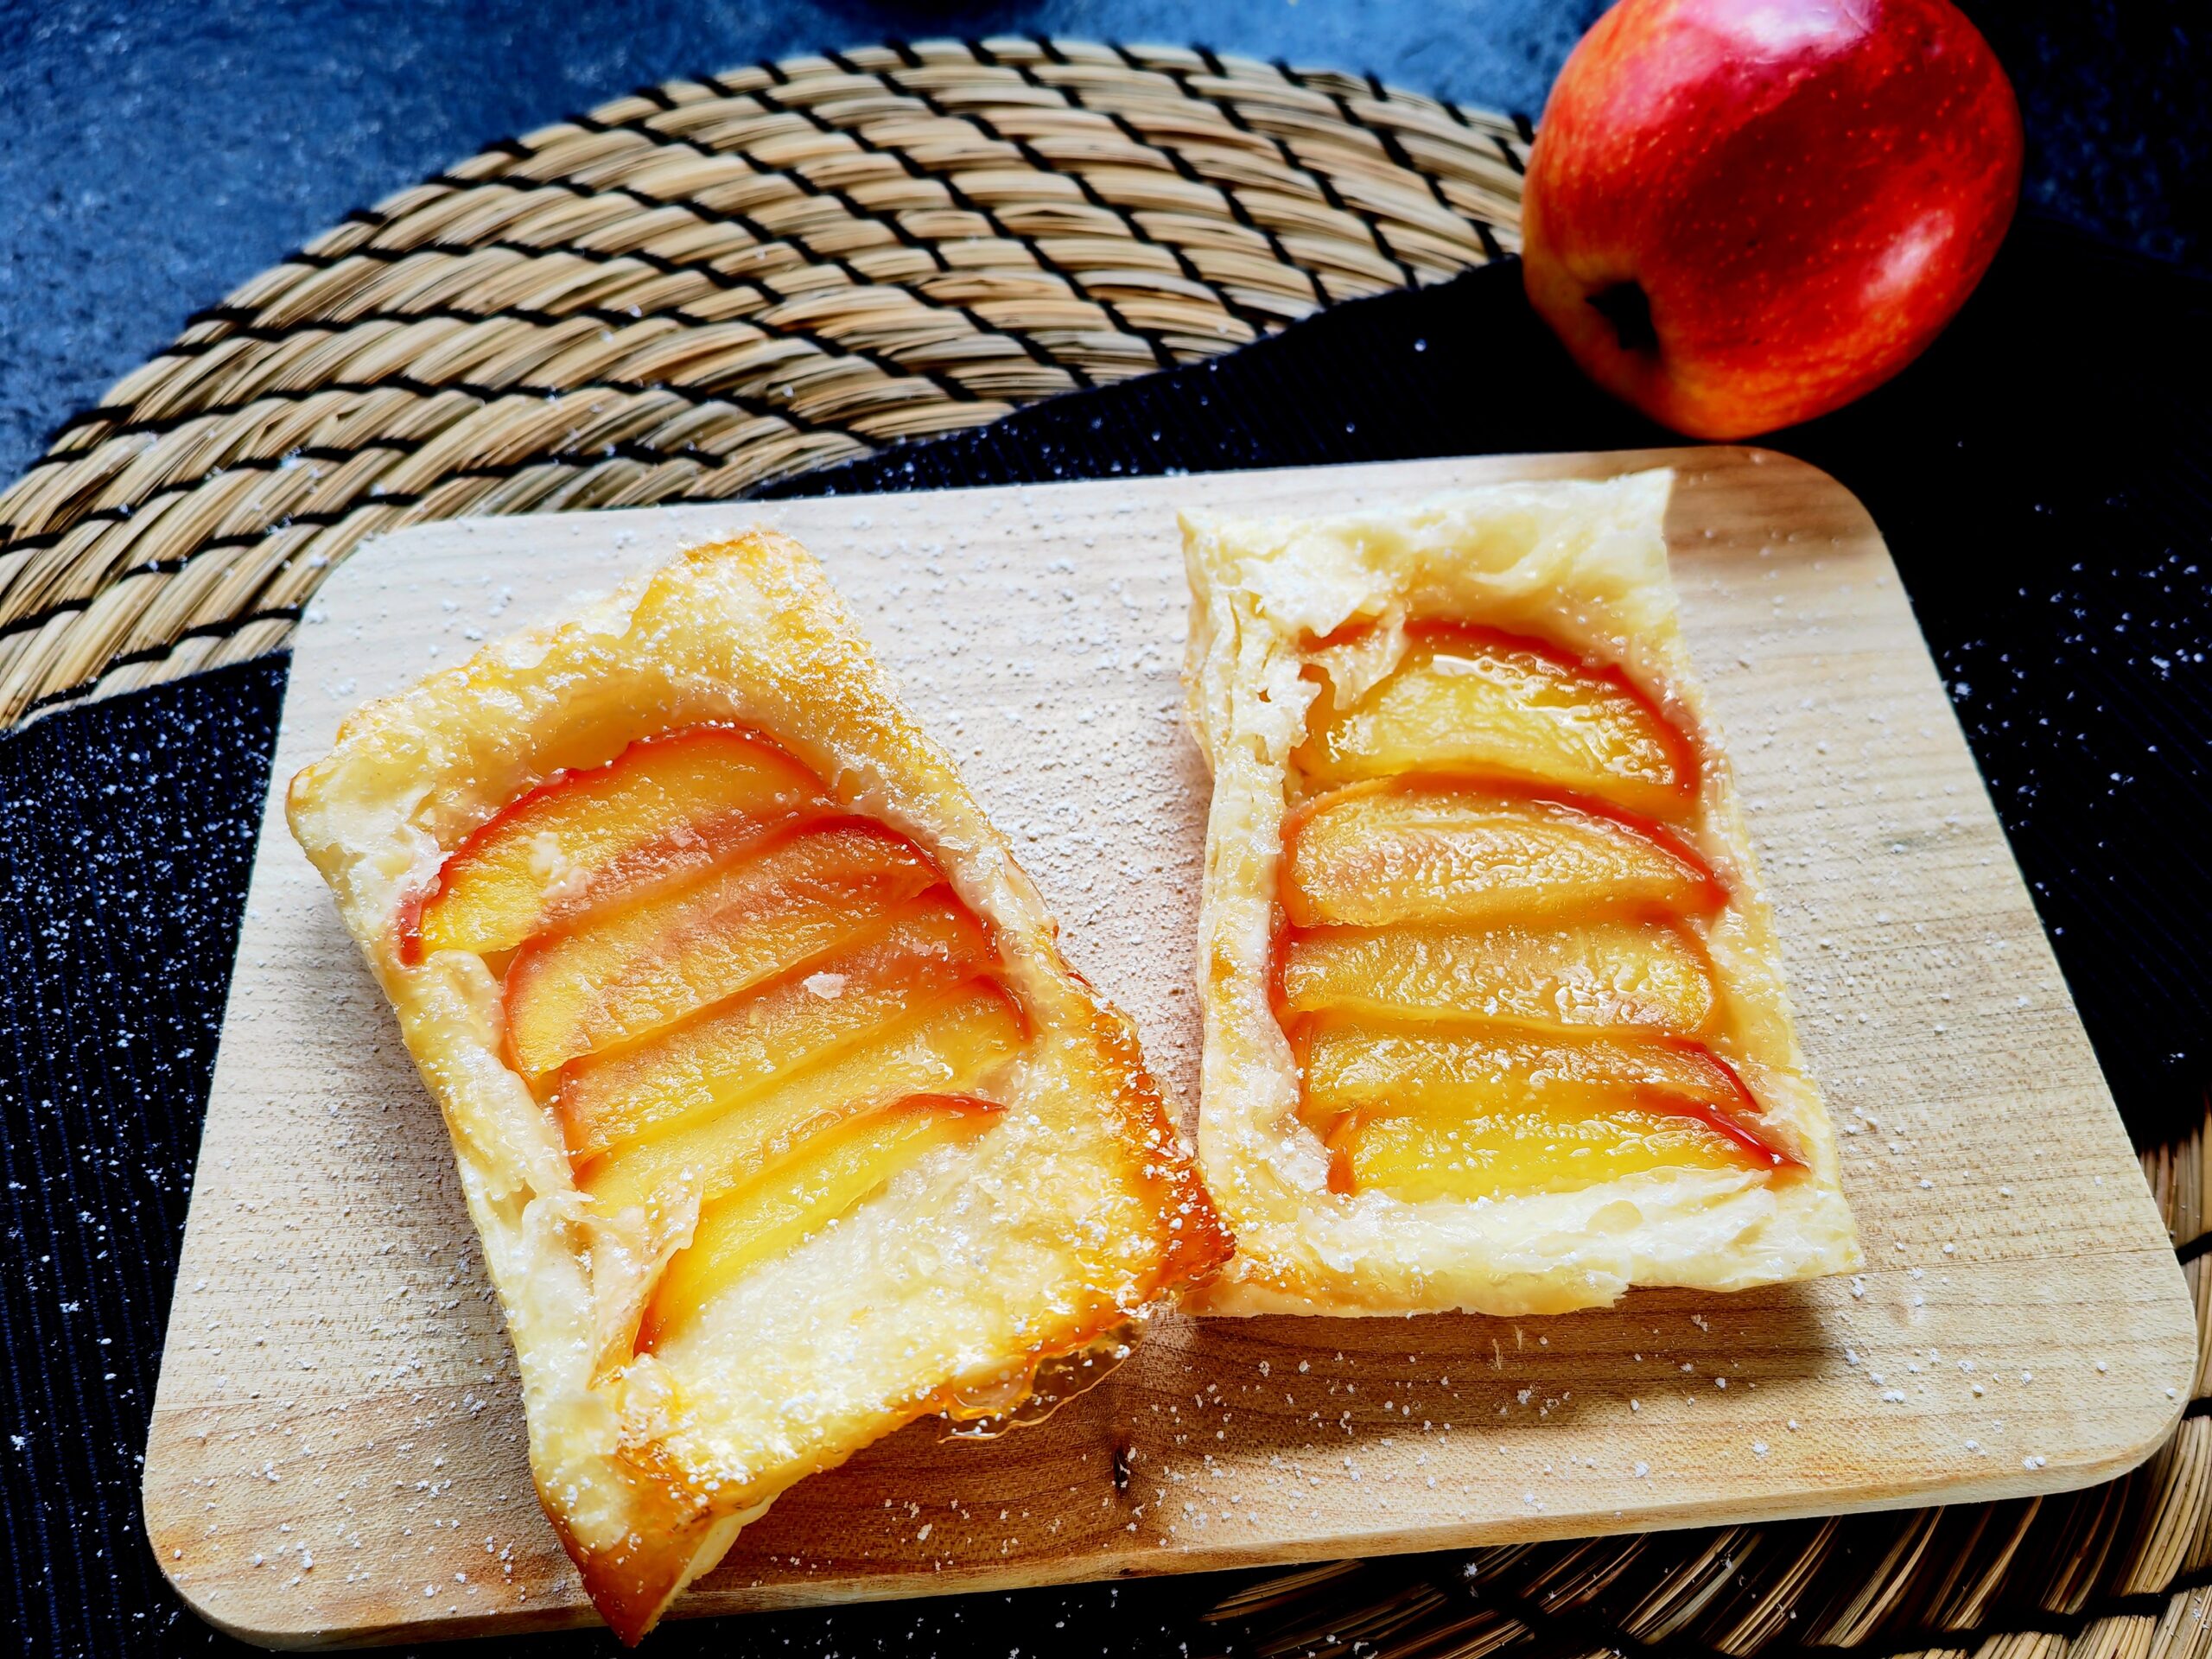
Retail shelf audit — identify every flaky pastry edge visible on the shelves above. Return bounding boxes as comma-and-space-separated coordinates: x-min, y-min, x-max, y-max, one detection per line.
286, 531, 1228, 1642
1179, 470, 1860, 1319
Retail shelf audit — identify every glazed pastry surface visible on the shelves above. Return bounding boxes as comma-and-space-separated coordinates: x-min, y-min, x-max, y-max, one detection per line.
1181, 471, 1859, 1318
288, 532, 1228, 1643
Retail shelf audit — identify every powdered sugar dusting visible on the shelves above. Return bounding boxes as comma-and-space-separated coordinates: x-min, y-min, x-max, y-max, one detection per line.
149, 458, 2188, 1637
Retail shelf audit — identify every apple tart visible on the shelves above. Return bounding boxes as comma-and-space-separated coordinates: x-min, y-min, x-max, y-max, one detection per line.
287, 532, 1229, 1643
1180, 470, 1859, 1318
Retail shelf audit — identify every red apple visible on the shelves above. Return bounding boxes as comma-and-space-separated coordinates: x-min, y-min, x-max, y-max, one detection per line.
1522, 0, 2023, 439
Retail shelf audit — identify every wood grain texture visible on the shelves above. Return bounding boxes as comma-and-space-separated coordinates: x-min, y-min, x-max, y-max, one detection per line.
143, 448, 2193, 1648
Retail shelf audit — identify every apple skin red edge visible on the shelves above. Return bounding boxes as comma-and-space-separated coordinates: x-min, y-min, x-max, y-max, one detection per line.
1522, 0, 2024, 441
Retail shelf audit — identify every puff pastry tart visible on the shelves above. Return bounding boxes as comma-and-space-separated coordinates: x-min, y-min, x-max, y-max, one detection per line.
287, 532, 1228, 1643
1181, 470, 1859, 1319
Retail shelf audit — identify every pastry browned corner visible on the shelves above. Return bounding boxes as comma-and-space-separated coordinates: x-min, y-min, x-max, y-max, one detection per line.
287, 532, 1229, 1643
1181, 470, 1859, 1318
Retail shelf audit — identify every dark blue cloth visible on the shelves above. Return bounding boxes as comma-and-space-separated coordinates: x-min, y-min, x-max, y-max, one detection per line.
0, 1, 2203, 487
2, 215, 2208, 1655
1, 2, 2208, 1649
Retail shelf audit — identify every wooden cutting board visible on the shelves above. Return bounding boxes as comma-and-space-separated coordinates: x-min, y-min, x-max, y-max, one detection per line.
144, 448, 2193, 1648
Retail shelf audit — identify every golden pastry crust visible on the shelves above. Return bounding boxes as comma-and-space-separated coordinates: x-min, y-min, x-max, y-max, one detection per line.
287, 532, 1228, 1643
1181, 470, 1859, 1318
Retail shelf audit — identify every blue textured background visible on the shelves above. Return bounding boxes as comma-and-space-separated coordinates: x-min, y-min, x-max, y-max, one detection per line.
0, 4, 2206, 1656
0, 0, 2204, 486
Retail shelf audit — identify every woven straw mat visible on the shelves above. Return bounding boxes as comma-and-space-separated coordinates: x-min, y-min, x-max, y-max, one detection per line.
0, 35, 1525, 729
7, 33, 2209, 1659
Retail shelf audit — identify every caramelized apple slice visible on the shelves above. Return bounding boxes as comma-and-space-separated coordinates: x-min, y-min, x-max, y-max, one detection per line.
553, 895, 996, 1162
1295, 1016, 1778, 1159
638, 1096, 1001, 1351
406, 727, 824, 962
579, 980, 1025, 1218
1295, 626, 1695, 817
1282, 779, 1725, 931
504, 819, 941, 1077
1328, 1101, 1761, 1203
1279, 920, 1716, 1034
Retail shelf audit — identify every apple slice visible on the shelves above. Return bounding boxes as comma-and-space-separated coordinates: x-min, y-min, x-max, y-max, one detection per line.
1328, 1101, 1763, 1203
553, 894, 995, 1163
1294, 626, 1697, 817
1294, 1015, 1780, 1160
406, 726, 826, 963
504, 818, 943, 1077
637, 1095, 1001, 1351
1282, 779, 1725, 931
1278, 919, 1716, 1035
579, 980, 1025, 1218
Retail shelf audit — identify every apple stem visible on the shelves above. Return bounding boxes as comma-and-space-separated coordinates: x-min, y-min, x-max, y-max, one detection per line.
1587, 281, 1659, 354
